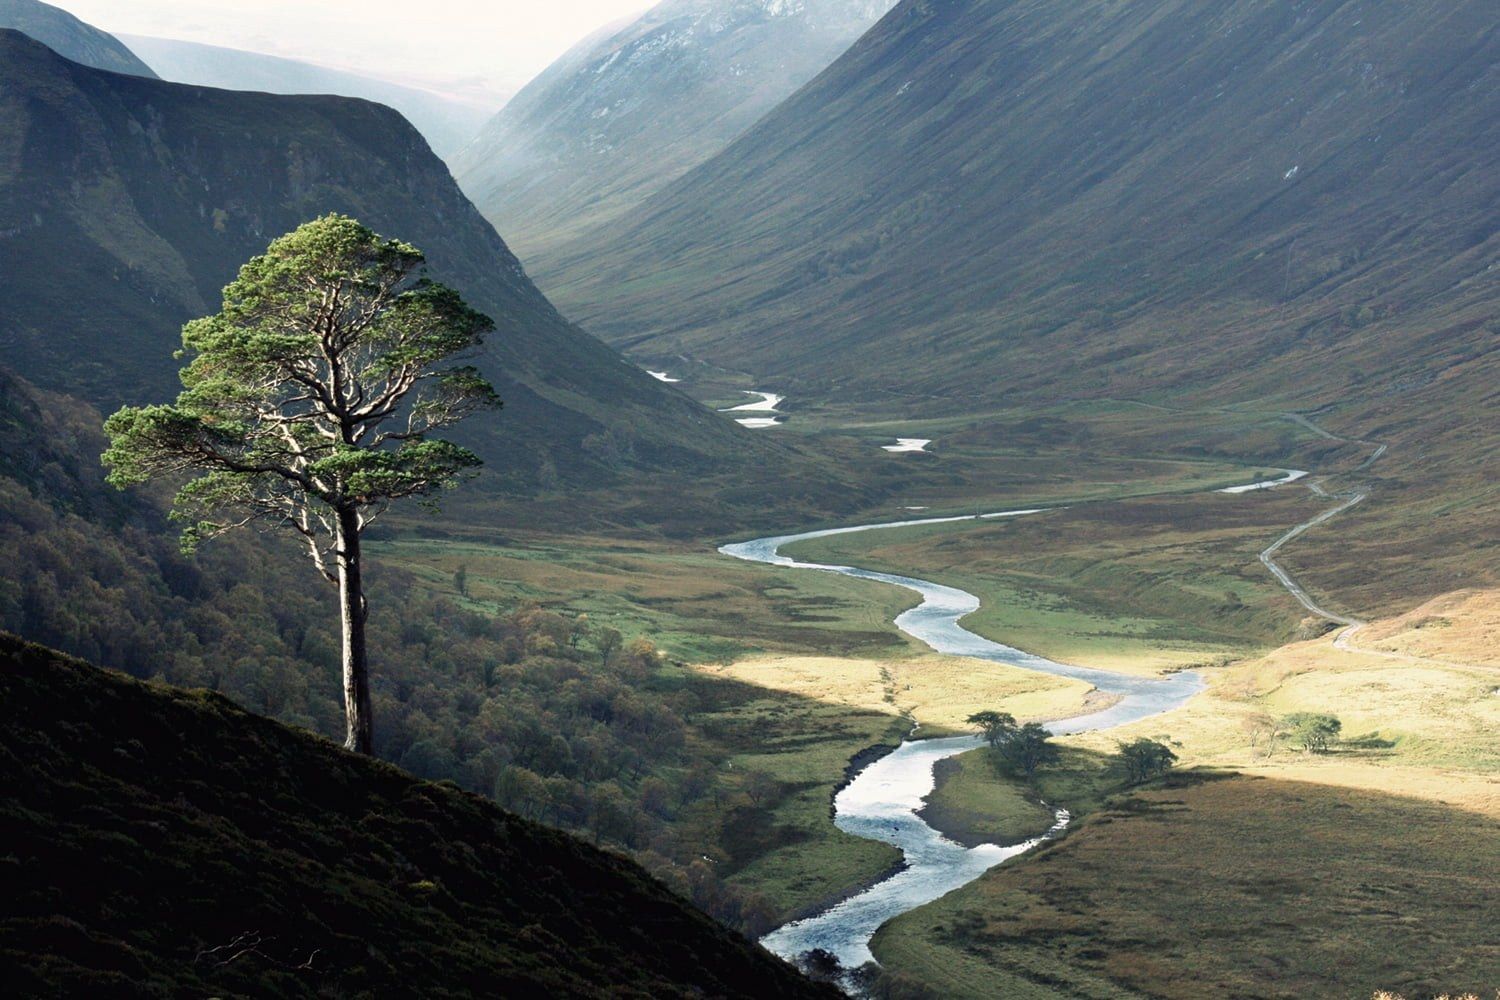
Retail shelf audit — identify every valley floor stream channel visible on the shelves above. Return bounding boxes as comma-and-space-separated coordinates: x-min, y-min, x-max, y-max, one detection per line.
721, 507, 1212, 981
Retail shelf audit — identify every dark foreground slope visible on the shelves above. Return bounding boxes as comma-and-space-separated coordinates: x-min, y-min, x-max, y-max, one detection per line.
556, 0, 1498, 413
0, 633, 833, 999
453, 0, 893, 266
0, 30, 749, 490
0, 0, 156, 77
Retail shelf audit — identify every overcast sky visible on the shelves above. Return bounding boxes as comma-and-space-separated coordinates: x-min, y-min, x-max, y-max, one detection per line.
50, 1, 653, 106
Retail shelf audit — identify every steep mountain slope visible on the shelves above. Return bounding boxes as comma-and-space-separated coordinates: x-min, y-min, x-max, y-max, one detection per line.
452, 0, 894, 266
0, 633, 834, 998
119, 34, 492, 158
0, 0, 156, 77
0, 30, 749, 489
553, 0, 1498, 416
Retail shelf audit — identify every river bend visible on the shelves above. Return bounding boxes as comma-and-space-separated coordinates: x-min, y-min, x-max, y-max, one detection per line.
720, 508, 1203, 971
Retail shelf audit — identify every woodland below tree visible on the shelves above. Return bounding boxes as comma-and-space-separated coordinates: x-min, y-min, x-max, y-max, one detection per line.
0, 369, 784, 935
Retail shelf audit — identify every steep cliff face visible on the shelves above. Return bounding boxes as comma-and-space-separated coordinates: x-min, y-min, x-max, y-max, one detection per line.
453, 0, 894, 268
0, 0, 157, 77
0, 30, 750, 489
0, 633, 836, 998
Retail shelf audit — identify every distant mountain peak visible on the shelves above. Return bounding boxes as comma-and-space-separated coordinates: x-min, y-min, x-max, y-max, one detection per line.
117, 34, 495, 158
0, 0, 157, 77
453, 0, 897, 271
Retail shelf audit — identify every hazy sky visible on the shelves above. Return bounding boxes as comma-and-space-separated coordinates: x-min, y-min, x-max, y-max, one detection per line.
50, 1, 654, 106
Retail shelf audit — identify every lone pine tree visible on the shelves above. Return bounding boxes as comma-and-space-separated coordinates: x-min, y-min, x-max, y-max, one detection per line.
104, 215, 499, 753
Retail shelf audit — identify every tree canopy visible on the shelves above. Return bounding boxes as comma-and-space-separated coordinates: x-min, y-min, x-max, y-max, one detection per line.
102, 214, 498, 568
967, 710, 1019, 750
995, 722, 1060, 779
103, 214, 499, 753
1115, 738, 1178, 784
969, 709, 1059, 780
1281, 712, 1342, 754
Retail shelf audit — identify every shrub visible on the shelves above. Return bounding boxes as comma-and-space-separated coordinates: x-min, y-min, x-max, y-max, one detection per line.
1115, 738, 1178, 784
1280, 712, 1342, 753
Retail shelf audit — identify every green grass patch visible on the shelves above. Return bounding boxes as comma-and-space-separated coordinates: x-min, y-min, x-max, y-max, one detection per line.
674, 670, 911, 918
919, 750, 1058, 848
782, 489, 1326, 673
373, 533, 926, 665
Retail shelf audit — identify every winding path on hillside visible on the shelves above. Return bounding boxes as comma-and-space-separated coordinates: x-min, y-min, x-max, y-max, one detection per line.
1250, 420, 1471, 668
1161, 407, 1433, 664
1259, 483, 1367, 627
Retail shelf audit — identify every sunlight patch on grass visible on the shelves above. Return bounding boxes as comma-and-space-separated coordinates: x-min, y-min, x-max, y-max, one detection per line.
873, 589, 1500, 996
1354, 588, 1500, 668
697, 654, 1095, 737
1070, 602, 1500, 788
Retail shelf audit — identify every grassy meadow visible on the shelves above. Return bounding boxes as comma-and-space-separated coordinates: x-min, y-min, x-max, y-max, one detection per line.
697, 654, 1094, 737
872, 772, 1498, 1000
873, 593, 1500, 998
382, 411, 1319, 676
667, 663, 913, 918
918, 752, 1061, 849
782, 487, 1334, 675
373, 533, 924, 665
376, 409, 1495, 994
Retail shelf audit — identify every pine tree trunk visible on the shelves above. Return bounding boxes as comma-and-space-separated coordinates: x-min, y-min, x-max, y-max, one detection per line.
337, 506, 373, 754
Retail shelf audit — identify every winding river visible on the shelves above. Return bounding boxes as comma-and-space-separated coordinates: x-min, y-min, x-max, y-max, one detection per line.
720, 508, 1205, 973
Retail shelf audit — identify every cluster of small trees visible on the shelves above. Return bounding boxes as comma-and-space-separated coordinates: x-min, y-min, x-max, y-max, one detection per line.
4, 499, 784, 931
968, 711, 1184, 788
966, 710, 1059, 778
0, 444, 793, 934
1245, 711, 1343, 756
1114, 737, 1178, 785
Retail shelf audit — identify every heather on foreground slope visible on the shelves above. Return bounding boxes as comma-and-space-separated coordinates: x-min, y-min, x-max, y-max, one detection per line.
0, 634, 835, 998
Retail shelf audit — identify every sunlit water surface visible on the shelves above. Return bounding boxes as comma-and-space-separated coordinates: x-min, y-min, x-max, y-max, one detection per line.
721, 508, 1203, 970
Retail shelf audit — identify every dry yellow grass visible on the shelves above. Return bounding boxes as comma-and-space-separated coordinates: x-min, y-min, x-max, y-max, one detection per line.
1064, 588, 1500, 815
880, 599, 1500, 995
697, 653, 1095, 735
887, 656, 1112, 732
702, 588, 1500, 809
1353, 588, 1500, 668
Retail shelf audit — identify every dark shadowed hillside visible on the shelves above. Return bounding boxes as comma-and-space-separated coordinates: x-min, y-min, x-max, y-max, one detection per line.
0, 30, 752, 490
553, 0, 1497, 419
536, 0, 1499, 610
120, 34, 493, 158
0, 0, 156, 77
0, 366, 898, 943
0, 633, 836, 998
453, 0, 894, 266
